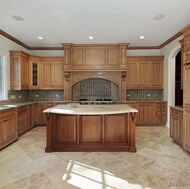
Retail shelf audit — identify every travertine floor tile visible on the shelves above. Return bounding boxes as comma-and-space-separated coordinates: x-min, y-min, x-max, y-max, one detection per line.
0, 126, 190, 189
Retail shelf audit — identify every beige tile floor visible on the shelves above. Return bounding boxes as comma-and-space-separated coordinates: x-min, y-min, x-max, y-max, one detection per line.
0, 126, 190, 189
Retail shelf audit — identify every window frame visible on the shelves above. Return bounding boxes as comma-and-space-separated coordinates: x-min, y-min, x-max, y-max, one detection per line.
0, 52, 8, 100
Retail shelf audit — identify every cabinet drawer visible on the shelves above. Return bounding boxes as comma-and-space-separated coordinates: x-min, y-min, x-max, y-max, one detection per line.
170, 109, 183, 117
18, 106, 27, 113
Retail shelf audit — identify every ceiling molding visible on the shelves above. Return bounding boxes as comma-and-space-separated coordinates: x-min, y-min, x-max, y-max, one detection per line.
0, 29, 183, 51
29, 47, 64, 50
0, 29, 30, 50
159, 31, 182, 49
128, 46, 160, 50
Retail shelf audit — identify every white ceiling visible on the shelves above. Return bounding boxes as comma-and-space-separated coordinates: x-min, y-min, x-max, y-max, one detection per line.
0, 0, 190, 48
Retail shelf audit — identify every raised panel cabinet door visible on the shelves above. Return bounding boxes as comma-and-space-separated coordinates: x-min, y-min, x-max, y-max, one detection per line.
80, 115, 102, 144
4, 115, 15, 141
127, 61, 138, 88
38, 103, 46, 124
138, 61, 150, 88
183, 64, 190, 152
52, 62, 63, 88
21, 56, 29, 89
151, 61, 163, 88
105, 114, 128, 144
17, 109, 28, 135
136, 102, 155, 125
54, 115, 77, 144
41, 62, 52, 88
0, 118, 6, 144
10, 56, 20, 90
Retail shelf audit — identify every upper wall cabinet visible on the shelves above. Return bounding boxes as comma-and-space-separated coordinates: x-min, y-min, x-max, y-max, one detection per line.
10, 51, 29, 90
41, 57, 64, 89
62, 43, 128, 71
127, 56, 164, 89
182, 25, 190, 64
29, 56, 41, 90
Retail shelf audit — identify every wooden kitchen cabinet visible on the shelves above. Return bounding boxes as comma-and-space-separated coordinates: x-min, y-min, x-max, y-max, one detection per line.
156, 102, 167, 126
41, 57, 64, 89
170, 107, 183, 146
10, 51, 30, 90
0, 108, 18, 150
127, 56, 163, 89
29, 56, 41, 89
17, 105, 28, 135
27, 104, 34, 129
136, 102, 155, 125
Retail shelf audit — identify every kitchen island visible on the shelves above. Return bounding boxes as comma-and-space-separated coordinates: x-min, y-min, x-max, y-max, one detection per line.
43, 104, 138, 152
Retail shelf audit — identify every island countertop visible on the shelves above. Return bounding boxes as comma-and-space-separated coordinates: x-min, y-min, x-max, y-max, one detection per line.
43, 104, 138, 115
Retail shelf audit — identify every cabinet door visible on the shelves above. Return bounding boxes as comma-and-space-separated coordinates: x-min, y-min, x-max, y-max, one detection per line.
156, 102, 167, 125
52, 62, 63, 88
41, 60, 63, 89
127, 61, 138, 88
138, 61, 150, 88
151, 61, 163, 88
38, 103, 46, 124
17, 107, 28, 135
170, 112, 183, 145
136, 102, 155, 125
29, 60, 41, 89
21, 56, 29, 89
183, 64, 190, 152
0, 111, 17, 150
0, 118, 6, 144
10, 56, 20, 90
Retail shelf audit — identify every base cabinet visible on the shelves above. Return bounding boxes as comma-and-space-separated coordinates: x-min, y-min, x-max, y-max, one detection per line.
170, 107, 183, 146
125, 101, 167, 126
17, 106, 28, 135
0, 108, 18, 150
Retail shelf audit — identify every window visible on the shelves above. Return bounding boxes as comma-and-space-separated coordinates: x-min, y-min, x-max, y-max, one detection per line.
0, 52, 7, 100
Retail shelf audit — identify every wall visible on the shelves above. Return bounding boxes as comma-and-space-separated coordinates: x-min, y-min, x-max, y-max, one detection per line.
160, 36, 183, 101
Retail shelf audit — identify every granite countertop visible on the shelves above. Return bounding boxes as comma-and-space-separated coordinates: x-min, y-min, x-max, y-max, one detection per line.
170, 106, 183, 110
43, 104, 138, 115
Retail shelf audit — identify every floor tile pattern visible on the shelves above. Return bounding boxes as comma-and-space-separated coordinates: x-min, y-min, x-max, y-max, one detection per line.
0, 126, 190, 189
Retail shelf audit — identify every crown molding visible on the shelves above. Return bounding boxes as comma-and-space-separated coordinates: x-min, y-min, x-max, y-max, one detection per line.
0, 29, 183, 51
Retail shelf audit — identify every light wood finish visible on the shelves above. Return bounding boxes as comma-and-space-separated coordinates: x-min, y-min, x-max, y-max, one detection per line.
0, 108, 18, 150
170, 107, 183, 146
127, 56, 164, 89
183, 64, 190, 152
63, 71, 127, 101
181, 25, 190, 153
41, 57, 64, 89
62, 44, 128, 101
27, 104, 34, 129
29, 56, 41, 89
45, 111, 136, 152
10, 51, 30, 90
62, 43, 128, 70
118, 101, 167, 126
156, 102, 167, 126
17, 105, 28, 135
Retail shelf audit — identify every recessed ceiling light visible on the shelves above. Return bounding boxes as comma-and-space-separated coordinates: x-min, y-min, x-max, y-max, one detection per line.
12, 15, 24, 21
140, 36, 145, 39
89, 36, 93, 39
38, 36, 43, 40
153, 14, 165, 20
4, 26, 12, 30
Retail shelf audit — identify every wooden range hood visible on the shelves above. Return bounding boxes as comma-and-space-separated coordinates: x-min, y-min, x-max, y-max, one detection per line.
62, 43, 129, 101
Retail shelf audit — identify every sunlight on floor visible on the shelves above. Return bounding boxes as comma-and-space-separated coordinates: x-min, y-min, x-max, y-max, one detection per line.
62, 160, 151, 189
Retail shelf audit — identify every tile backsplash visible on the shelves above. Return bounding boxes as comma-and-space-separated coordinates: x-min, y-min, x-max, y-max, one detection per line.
0, 89, 163, 105
127, 89, 163, 101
